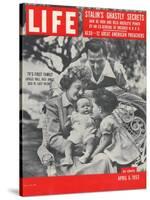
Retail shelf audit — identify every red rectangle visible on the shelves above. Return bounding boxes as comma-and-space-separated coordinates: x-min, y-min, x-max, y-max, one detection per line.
20, 172, 146, 196
26, 5, 79, 36
83, 9, 146, 40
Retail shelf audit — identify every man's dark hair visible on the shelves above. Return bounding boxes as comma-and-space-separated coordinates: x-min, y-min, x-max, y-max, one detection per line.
93, 88, 118, 113
85, 39, 107, 57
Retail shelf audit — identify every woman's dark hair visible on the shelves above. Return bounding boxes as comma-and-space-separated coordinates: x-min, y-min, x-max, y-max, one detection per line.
60, 65, 91, 90
85, 39, 107, 57
93, 88, 118, 113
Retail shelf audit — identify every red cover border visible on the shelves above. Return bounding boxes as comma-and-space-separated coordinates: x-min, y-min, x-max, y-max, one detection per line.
20, 172, 146, 196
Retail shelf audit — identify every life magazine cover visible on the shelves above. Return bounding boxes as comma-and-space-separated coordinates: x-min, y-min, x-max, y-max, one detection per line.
20, 4, 146, 196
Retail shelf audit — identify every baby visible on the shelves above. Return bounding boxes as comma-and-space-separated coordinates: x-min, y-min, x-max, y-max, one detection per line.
62, 97, 97, 166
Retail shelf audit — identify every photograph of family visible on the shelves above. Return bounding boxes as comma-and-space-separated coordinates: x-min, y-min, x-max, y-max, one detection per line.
20, 6, 146, 178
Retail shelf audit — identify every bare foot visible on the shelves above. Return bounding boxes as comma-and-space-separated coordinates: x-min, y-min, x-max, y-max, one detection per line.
79, 155, 89, 164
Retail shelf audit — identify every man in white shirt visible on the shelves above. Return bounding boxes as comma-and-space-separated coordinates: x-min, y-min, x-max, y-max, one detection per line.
72, 39, 128, 90
56, 39, 128, 96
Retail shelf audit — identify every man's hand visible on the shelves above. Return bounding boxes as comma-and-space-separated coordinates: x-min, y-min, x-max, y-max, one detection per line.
114, 61, 127, 88
108, 57, 128, 89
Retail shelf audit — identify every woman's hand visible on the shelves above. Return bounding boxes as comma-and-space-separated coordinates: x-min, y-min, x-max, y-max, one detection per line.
42, 154, 55, 167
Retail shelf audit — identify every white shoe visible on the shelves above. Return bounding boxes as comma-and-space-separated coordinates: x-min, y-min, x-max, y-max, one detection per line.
79, 154, 89, 164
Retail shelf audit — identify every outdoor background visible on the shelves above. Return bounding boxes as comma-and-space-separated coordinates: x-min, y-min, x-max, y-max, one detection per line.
20, 36, 146, 177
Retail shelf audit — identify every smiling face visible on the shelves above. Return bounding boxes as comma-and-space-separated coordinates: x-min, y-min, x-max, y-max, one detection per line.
88, 49, 106, 74
76, 98, 92, 115
66, 80, 83, 103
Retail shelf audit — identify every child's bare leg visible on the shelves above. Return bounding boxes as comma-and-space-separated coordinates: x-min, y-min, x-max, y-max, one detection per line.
79, 137, 95, 163
61, 140, 74, 166
86, 137, 95, 156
